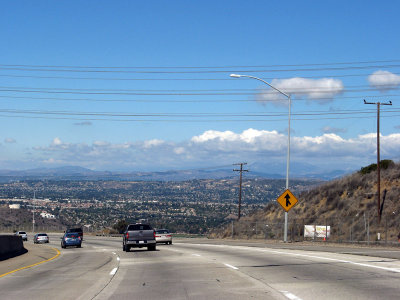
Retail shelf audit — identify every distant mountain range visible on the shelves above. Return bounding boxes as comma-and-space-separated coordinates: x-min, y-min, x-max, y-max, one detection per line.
0, 164, 351, 182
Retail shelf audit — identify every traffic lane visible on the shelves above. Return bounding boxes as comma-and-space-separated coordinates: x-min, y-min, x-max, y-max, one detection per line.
77, 236, 400, 261
82, 235, 122, 249
95, 244, 286, 300
173, 243, 400, 300
177, 238, 400, 260
0, 242, 119, 300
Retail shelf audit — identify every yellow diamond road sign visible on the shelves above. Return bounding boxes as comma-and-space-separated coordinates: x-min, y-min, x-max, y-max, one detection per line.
277, 189, 298, 212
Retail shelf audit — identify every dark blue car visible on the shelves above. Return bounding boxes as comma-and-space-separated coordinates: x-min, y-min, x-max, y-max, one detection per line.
61, 232, 82, 248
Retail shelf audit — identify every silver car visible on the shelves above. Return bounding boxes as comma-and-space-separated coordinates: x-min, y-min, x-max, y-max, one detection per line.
155, 229, 172, 245
34, 233, 49, 244
15, 231, 28, 241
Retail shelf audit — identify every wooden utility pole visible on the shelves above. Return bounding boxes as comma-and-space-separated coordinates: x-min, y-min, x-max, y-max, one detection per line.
363, 99, 392, 224
233, 163, 248, 220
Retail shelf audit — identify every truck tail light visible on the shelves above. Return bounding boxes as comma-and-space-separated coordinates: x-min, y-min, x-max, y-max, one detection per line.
126, 232, 129, 239
153, 231, 156, 238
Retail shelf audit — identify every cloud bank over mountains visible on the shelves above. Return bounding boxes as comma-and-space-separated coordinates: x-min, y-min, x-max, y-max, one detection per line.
2, 70, 397, 175
21, 128, 399, 174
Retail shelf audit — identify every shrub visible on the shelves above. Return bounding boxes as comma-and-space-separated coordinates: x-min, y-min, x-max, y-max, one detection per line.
360, 160, 394, 175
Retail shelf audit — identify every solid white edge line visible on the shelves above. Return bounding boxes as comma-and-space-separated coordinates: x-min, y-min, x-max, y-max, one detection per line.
110, 267, 118, 276
186, 243, 400, 273
281, 290, 303, 300
224, 263, 238, 270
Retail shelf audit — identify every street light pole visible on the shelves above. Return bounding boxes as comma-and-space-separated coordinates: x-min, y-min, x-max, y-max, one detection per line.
230, 74, 292, 242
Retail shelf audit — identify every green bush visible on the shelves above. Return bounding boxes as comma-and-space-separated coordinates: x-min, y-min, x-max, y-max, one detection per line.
359, 160, 394, 175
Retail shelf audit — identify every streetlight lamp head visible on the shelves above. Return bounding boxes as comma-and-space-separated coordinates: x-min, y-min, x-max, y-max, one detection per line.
230, 74, 241, 78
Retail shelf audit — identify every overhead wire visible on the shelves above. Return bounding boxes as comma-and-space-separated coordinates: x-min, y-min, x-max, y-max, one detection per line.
0, 83, 390, 92
1, 93, 398, 103
1, 59, 400, 69
0, 59, 397, 124
0, 87, 395, 96
0, 72, 399, 81
0, 63, 400, 74
0, 107, 396, 119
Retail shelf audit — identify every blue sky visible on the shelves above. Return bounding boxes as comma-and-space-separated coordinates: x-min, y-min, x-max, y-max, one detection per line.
0, 1, 399, 175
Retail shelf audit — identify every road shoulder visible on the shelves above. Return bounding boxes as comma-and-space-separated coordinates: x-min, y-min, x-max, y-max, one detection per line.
0, 243, 60, 277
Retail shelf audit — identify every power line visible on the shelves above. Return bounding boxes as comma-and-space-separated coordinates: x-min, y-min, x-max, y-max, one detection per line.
0, 113, 399, 122
1, 94, 399, 103
0, 87, 394, 96
0, 83, 388, 92
1, 58, 400, 69
0, 72, 399, 81
0, 64, 400, 74
0, 107, 396, 117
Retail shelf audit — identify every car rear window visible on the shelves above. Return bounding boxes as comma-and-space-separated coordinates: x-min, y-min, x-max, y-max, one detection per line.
66, 233, 78, 238
38, 234, 47, 237
128, 224, 152, 231
156, 230, 169, 234
66, 228, 82, 233
19, 232, 26, 234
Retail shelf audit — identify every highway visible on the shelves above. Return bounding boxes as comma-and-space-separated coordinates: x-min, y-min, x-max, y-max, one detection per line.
1, 235, 400, 299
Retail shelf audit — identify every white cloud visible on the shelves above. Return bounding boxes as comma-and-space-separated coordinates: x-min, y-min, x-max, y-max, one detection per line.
28, 129, 400, 172
43, 158, 62, 164
192, 128, 280, 144
143, 139, 165, 148
52, 137, 63, 146
322, 126, 347, 134
368, 70, 400, 91
191, 130, 237, 143
174, 147, 185, 155
4, 138, 16, 144
93, 140, 110, 147
256, 77, 344, 105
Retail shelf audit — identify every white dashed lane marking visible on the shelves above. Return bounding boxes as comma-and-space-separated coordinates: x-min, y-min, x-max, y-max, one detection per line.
110, 267, 118, 276
281, 290, 303, 300
224, 263, 238, 270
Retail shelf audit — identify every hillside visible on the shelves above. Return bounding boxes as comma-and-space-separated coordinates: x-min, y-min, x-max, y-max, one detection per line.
212, 161, 400, 243
0, 205, 63, 233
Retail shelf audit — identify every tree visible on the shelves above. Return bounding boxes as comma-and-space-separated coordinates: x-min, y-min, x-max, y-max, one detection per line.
113, 219, 128, 234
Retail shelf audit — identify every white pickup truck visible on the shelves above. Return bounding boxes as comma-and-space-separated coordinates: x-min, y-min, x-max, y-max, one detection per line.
122, 223, 156, 251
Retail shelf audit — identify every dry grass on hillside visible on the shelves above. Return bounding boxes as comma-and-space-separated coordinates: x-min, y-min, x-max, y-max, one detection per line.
0, 205, 62, 232
213, 161, 400, 241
